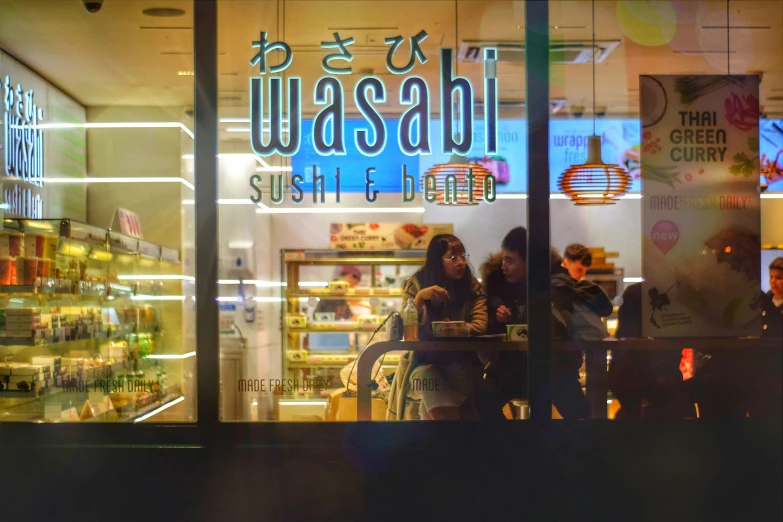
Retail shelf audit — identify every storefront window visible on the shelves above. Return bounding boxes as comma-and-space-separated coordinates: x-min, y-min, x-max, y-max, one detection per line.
549, 0, 782, 420
0, 1, 196, 423
217, 0, 530, 422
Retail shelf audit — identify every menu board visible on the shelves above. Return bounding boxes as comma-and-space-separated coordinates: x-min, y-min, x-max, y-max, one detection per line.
329, 223, 453, 250
640, 75, 761, 337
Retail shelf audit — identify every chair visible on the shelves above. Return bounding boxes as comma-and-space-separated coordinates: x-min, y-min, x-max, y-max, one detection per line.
326, 387, 387, 421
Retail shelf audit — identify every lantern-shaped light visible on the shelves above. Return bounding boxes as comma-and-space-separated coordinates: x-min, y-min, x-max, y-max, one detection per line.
423, 154, 494, 206
557, 135, 631, 205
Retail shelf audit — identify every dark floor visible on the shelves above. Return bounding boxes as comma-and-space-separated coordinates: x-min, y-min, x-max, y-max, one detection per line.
1, 420, 781, 521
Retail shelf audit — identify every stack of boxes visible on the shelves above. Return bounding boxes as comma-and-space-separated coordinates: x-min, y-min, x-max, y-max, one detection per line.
587, 247, 619, 270
0, 363, 51, 392
0, 308, 42, 340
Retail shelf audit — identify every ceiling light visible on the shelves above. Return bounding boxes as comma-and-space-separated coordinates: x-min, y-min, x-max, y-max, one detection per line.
142, 7, 187, 17
557, 0, 630, 205
423, 154, 494, 206
178, 71, 194, 76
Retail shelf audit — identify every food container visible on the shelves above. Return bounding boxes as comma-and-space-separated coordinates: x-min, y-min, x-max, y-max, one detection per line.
357, 315, 381, 330
506, 324, 528, 341
314, 312, 335, 322
0, 256, 13, 285
37, 258, 51, 278
2, 233, 23, 257
21, 257, 38, 285
328, 280, 349, 294
431, 320, 467, 337
286, 315, 307, 328
23, 234, 46, 258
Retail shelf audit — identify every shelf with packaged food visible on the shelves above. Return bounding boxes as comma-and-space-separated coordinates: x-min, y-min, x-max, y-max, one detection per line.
279, 249, 424, 407
0, 218, 191, 423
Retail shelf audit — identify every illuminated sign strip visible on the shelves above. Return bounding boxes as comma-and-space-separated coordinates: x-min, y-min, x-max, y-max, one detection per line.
145, 351, 197, 360
44, 177, 195, 191
133, 396, 186, 423
19, 122, 194, 139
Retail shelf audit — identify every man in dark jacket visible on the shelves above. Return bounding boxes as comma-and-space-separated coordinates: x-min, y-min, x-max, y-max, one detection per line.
479, 227, 596, 419
748, 257, 783, 417
478, 227, 530, 419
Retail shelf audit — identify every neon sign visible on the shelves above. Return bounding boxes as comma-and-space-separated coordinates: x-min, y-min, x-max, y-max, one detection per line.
3, 75, 43, 218
247, 31, 499, 205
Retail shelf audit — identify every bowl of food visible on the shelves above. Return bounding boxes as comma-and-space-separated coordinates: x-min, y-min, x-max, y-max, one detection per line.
431, 320, 466, 337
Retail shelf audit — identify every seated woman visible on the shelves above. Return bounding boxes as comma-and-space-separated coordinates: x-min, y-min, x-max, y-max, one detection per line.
387, 234, 487, 421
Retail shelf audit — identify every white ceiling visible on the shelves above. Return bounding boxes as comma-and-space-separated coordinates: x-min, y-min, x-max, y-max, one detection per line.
1, 0, 781, 120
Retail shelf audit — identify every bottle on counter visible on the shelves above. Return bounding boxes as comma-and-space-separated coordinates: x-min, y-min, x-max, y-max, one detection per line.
402, 298, 419, 341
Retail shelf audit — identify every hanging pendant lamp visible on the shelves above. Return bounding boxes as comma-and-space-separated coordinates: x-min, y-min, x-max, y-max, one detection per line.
557, 0, 631, 205
422, 0, 493, 206
423, 152, 494, 206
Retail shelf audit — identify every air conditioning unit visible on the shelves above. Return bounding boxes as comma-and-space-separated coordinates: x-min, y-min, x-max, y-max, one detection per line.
458, 40, 621, 64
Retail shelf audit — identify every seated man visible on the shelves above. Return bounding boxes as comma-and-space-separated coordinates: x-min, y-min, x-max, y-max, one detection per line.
561, 243, 592, 281
480, 228, 595, 419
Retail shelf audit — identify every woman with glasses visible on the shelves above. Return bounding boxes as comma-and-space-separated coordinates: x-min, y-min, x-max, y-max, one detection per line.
387, 234, 488, 420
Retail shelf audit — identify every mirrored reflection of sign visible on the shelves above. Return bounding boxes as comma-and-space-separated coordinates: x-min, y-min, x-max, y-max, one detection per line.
3, 75, 44, 219
641, 75, 761, 337
329, 223, 453, 250
3, 75, 43, 184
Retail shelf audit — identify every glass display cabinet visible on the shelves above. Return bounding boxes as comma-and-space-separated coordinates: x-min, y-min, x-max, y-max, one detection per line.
277, 249, 424, 419
0, 219, 194, 423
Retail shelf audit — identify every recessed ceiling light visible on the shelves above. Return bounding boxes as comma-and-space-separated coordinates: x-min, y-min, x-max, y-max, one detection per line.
143, 7, 186, 17
178, 71, 194, 76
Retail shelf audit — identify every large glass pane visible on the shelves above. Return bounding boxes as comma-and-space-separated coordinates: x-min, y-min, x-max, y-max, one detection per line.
549, 0, 782, 420
218, 0, 530, 422
0, 1, 196, 423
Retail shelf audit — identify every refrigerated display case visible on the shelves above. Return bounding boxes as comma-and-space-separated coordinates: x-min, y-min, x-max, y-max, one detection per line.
0, 219, 193, 423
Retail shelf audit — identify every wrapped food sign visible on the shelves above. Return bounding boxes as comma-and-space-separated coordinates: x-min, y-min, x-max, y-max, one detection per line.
641, 75, 762, 337
329, 223, 453, 250
247, 31, 499, 205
